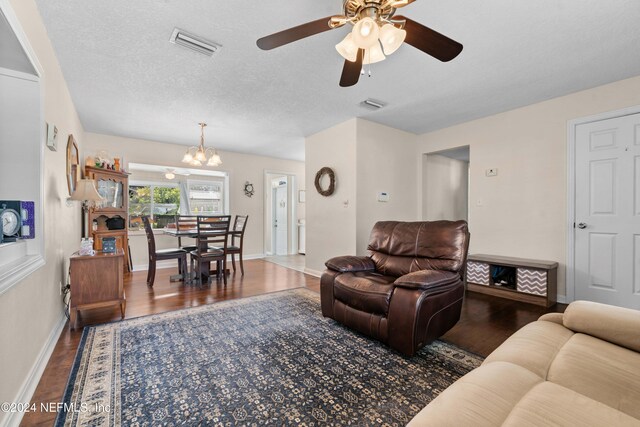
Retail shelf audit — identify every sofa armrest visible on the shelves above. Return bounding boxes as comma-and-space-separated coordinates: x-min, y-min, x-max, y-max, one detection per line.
325, 256, 376, 273
538, 312, 564, 325
563, 300, 640, 352
394, 270, 460, 291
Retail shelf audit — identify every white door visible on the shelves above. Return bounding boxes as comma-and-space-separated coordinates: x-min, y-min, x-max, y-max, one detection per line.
273, 185, 288, 255
574, 112, 640, 309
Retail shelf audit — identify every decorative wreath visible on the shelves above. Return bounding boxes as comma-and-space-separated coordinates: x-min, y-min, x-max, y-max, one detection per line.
314, 167, 336, 197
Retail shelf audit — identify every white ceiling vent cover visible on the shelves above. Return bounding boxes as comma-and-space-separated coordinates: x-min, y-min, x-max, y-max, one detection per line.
359, 99, 386, 111
170, 28, 221, 57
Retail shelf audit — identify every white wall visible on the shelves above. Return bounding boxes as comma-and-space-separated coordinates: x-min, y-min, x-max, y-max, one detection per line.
422, 154, 469, 221
0, 1, 84, 425
304, 118, 418, 272
417, 75, 640, 298
83, 133, 305, 266
355, 119, 418, 254
305, 119, 358, 273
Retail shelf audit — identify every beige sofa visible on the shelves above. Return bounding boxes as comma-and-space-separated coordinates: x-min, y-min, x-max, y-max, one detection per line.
408, 301, 640, 426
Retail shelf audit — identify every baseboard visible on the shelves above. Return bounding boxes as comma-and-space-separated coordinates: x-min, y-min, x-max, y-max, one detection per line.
1, 313, 66, 427
303, 268, 322, 278
133, 254, 266, 272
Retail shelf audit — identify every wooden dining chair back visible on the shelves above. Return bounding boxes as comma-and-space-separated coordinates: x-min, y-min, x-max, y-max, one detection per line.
190, 215, 232, 285
175, 214, 198, 251
228, 215, 249, 275
142, 216, 187, 287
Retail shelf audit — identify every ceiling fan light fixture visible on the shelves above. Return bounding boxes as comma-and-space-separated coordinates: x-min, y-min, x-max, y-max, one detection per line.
352, 17, 380, 48
364, 42, 386, 64
379, 24, 406, 55
336, 33, 358, 62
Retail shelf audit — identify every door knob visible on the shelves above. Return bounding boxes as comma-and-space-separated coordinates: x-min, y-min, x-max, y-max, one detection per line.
577, 223, 587, 229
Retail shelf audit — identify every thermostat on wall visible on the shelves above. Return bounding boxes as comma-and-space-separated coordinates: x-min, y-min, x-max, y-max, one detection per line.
377, 192, 389, 202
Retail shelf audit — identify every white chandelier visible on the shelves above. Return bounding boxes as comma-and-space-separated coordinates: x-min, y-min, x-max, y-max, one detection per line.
181, 122, 222, 167
335, 17, 406, 64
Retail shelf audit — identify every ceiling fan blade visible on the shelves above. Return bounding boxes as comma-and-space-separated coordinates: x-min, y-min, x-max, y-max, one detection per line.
257, 16, 336, 50
339, 49, 364, 87
395, 16, 463, 62
384, 0, 416, 8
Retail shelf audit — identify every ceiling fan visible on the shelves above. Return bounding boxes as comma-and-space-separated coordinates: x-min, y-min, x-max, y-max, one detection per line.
257, 0, 463, 87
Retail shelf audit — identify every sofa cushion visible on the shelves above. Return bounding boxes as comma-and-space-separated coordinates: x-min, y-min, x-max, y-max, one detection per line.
367, 220, 468, 277
548, 333, 640, 419
501, 382, 640, 427
563, 300, 640, 353
483, 320, 574, 378
407, 361, 543, 427
333, 272, 396, 315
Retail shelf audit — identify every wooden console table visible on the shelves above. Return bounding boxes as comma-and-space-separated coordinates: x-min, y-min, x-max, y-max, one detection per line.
69, 249, 126, 330
466, 254, 558, 307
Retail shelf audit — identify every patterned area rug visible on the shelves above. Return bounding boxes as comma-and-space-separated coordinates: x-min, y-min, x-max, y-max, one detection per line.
56, 288, 482, 426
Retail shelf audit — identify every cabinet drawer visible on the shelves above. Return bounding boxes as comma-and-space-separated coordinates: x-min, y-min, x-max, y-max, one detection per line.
467, 261, 490, 286
517, 268, 547, 296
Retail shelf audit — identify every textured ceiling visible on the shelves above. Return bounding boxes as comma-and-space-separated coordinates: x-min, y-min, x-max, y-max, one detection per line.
34, 0, 640, 161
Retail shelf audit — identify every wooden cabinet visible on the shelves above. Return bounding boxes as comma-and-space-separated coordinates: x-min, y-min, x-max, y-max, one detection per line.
466, 254, 558, 307
69, 250, 126, 330
85, 166, 130, 272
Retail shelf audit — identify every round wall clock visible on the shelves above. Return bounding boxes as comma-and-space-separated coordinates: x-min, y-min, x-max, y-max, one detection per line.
2, 208, 21, 238
244, 182, 255, 198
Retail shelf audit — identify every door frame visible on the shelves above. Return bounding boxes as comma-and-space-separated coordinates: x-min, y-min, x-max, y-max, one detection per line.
566, 104, 640, 303
263, 170, 298, 256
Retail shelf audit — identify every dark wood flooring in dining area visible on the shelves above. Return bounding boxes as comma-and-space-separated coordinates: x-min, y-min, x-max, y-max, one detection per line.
20, 259, 564, 426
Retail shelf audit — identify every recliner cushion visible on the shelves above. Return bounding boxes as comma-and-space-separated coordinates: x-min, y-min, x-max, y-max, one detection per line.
368, 221, 468, 277
333, 272, 396, 315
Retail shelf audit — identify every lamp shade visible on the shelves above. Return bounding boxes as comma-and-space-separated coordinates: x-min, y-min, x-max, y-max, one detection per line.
70, 179, 104, 202
336, 33, 359, 62
363, 42, 386, 64
351, 17, 380, 49
379, 24, 406, 55
182, 150, 193, 163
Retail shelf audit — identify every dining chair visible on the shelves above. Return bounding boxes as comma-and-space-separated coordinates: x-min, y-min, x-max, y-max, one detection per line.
228, 215, 249, 275
142, 216, 187, 287
190, 215, 231, 286
175, 214, 198, 252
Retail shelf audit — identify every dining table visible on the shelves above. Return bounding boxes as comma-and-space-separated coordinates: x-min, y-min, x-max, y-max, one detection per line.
164, 228, 241, 283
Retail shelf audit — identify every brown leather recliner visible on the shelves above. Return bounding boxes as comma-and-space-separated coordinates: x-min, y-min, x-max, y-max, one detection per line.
321, 220, 470, 356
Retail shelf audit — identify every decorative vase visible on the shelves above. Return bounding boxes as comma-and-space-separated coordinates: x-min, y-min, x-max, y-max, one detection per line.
114, 158, 121, 171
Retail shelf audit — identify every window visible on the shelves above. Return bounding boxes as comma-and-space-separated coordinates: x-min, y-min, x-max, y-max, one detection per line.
188, 180, 224, 215
129, 183, 180, 230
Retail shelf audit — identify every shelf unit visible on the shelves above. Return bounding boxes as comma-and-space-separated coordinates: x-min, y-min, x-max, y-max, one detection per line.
466, 254, 558, 307
84, 166, 130, 272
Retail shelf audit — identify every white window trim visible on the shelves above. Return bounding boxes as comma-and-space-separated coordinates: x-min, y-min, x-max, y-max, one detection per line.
0, 0, 46, 296
187, 177, 229, 215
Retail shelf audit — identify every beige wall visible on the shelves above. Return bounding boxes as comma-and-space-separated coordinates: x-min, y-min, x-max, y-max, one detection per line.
305, 119, 358, 273
0, 0, 84, 425
422, 154, 469, 221
304, 118, 418, 272
84, 133, 305, 267
417, 75, 640, 298
355, 119, 418, 254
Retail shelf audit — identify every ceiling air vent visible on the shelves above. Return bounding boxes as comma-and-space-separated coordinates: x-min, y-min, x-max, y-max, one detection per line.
359, 99, 386, 111
170, 28, 221, 57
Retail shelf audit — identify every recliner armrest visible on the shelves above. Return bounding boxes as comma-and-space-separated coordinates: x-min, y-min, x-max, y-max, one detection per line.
394, 270, 460, 291
325, 256, 376, 273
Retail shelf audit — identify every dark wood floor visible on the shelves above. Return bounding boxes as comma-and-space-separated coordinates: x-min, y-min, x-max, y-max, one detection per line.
20, 259, 564, 426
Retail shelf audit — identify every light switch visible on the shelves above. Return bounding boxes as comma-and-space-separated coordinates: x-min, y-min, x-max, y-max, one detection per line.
486, 168, 498, 177
377, 192, 389, 202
